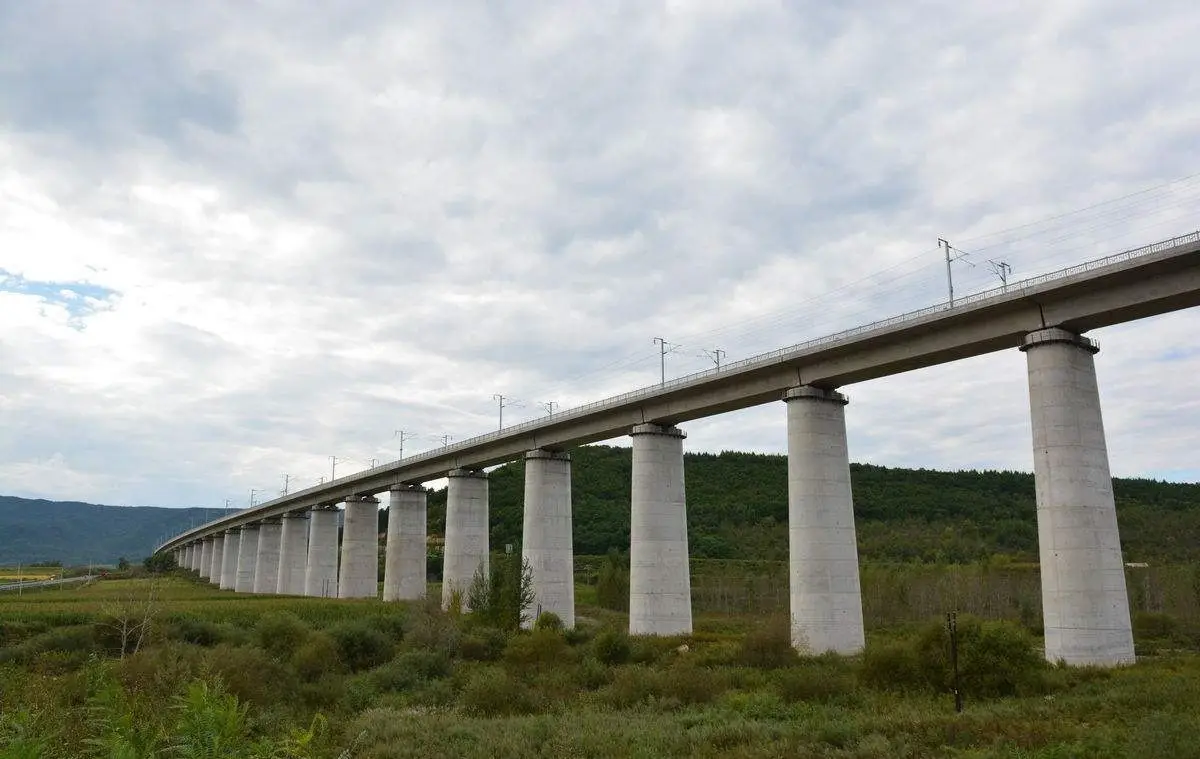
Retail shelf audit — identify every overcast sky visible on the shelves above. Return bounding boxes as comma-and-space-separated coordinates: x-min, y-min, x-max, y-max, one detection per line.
1, 1, 1198, 510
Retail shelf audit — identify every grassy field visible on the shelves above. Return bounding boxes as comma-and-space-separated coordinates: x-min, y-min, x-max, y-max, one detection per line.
1, 572, 1198, 758
0, 567, 59, 583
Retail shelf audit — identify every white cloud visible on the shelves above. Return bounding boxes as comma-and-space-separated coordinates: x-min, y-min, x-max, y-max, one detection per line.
1, 0, 1198, 510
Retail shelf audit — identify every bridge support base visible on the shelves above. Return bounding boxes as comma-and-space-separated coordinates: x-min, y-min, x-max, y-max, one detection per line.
1022, 328, 1134, 666
522, 450, 574, 629
234, 525, 260, 593
209, 535, 224, 586
442, 469, 489, 611
304, 507, 340, 598
199, 538, 214, 580
339, 496, 380, 599
384, 486, 427, 602
630, 423, 692, 636
784, 386, 865, 655
219, 530, 239, 589
253, 520, 282, 594
277, 512, 308, 595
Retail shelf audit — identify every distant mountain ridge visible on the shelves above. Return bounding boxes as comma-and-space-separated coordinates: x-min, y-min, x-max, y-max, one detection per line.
0, 496, 210, 565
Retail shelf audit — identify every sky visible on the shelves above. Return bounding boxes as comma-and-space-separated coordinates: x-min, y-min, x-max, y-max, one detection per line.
1, 1, 1198, 510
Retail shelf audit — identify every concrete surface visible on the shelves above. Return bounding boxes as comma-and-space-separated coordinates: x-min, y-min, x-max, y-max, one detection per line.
234, 525, 260, 593
304, 507, 339, 598
276, 512, 308, 595
1022, 327, 1135, 666
252, 520, 282, 594
522, 449, 574, 629
338, 496, 380, 599
784, 386, 866, 654
629, 423, 692, 635
442, 468, 489, 610
384, 485, 427, 602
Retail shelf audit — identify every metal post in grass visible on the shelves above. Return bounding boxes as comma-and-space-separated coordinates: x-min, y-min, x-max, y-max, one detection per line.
947, 611, 963, 713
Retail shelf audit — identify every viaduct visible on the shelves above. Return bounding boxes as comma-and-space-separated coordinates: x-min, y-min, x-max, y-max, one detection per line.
159, 230, 1200, 667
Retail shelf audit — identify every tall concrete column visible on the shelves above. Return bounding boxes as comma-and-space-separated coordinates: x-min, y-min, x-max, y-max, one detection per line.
234, 525, 260, 593
384, 485, 427, 601
522, 449, 574, 628
629, 423, 692, 635
252, 520, 283, 594
784, 386, 865, 654
339, 496, 380, 599
442, 468, 489, 610
191, 543, 200, 571
209, 535, 224, 586
219, 529, 239, 590
276, 512, 309, 595
1021, 327, 1134, 666
199, 538, 214, 580
304, 507, 340, 598
185, 544, 194, 571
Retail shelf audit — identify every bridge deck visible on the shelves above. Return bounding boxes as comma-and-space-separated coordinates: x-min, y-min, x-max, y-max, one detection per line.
159, 231, 1200, 552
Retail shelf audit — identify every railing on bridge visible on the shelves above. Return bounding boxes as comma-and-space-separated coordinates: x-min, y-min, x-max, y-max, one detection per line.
245, 229, 1200, 509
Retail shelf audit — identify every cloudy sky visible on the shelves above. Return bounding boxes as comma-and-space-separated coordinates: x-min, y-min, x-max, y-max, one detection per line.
1, 1, 1198, 510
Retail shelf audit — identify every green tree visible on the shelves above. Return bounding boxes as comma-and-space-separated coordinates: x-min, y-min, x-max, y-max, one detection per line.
466, 552, 535, 631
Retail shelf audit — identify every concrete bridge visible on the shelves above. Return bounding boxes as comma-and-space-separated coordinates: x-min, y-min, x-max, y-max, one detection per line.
161, 230, 1200, 667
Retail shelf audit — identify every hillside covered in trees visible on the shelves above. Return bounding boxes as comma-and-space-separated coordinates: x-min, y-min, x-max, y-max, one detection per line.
413, 445, 1200, 565
5, 445, 1199, 565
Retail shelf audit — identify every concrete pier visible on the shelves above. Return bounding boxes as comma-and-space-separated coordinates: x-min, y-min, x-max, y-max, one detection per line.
629, 423, 692, 635
784, 386, 866, 654
234, 524, 260, 593
384, 485, 427, 602
199, 538, 213, 580
1021, 327, 1135, 666
442, 468, 489, 610
219, 529, 239, 589
276, 512, 308, 595
252, 520, 283, 594
522, 449, 574, 628
339, 496, 380, 599
209, 535, 224, 586
185, 544, 194, 571
304, 507, 340, 598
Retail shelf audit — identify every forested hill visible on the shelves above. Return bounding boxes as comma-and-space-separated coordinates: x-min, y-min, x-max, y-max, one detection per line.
0, 497, 209, 565
5, 446, 1199, 566
418, 445, 1200, 564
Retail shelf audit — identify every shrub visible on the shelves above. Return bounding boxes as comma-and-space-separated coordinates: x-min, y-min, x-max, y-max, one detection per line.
370, 650, 451, 693
255, 612, 311, 661
596, 551, 629, 612
205, 644, 297, 707
166, 615, 222, 647
533, 612, 564, 632
860, 617, 1046, 698
459, 627, 507, 662
593, 628, 632, 665
775, 662, 858, 704
24, 625, 96, 656
503, 629, 570, 671
402, 600, 462, 656
466, 553, 536, 631
367, 611, 408, 642
860, 639, 924, 691
1133, 612, 1179, 642
738, 619, 799, 669
599, 665, 657, 709
329, 621, 394, 672
119, 641, 208, 701
657, 663, 727, 705
460, 666, 538, 716
576, 657, 612, 690
292, 632, 343, 682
